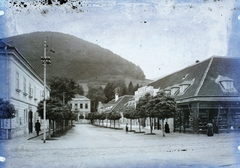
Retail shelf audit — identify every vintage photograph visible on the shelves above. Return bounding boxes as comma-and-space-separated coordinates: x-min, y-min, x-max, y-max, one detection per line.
0, 0, 240, 167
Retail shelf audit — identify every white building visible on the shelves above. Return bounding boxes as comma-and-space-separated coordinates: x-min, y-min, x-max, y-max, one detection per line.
0, 40, 50, 138
134, 86, 159, 102
70, 94, 91, 122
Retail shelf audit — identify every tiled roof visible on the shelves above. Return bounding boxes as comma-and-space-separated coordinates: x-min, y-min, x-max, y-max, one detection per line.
113, 95, 133, 112
72, 94, 90, 101
103, 95, 133, 113
148, 56, 240, 100
198, 56, 240, 96
149, 57, 211, 99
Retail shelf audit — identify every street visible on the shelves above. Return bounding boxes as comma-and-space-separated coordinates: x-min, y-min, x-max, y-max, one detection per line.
1, 124, 240, 168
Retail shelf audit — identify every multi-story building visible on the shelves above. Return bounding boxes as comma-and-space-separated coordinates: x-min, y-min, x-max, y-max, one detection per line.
0, 40, 50, 139
149, 56, 240, 134
70, 94, 91, 123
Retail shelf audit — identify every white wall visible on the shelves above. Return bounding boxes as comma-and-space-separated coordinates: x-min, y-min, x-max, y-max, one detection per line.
0, 48, 50, 138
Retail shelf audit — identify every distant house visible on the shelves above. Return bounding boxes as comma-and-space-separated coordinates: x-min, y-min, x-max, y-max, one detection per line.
0, 40, 50, 139
97, 94, 133, 123
70, 94, 91, 122
149, 56, 240, 134
134, 86, 159, 102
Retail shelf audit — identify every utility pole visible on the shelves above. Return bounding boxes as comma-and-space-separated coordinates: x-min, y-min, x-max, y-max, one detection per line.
41, 39, 51, 143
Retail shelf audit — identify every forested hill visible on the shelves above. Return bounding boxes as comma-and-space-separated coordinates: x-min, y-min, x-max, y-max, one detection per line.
4, 31, 146, 81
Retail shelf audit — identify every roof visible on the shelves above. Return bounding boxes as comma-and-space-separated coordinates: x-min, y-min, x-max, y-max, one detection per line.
148, 56, 240, 101
0, 40, 51, 90
102, 95, 133, 113
71, 94, 90, 101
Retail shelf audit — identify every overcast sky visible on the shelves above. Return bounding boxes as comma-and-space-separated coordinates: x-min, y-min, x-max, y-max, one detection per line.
0, 0, 239, 79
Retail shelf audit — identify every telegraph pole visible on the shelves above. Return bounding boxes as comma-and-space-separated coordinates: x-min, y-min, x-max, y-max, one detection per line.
41, 39, 51, 143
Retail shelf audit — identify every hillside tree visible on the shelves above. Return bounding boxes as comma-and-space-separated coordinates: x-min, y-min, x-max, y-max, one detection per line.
127, 81, 134, 95
75, 84, 84, 95
86, 85, 107, 112
104, 82, 115, 102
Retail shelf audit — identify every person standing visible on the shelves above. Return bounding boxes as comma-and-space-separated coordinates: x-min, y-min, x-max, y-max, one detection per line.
125, 123, 128, 134
165, 122, 170, 133
35, 120, 41, 136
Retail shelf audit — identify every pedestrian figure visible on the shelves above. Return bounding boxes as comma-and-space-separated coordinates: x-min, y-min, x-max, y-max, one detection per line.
206, 122, 213, 136
126, 123, 128, 134
35, 120, 41, 136
165, 122, 170, 133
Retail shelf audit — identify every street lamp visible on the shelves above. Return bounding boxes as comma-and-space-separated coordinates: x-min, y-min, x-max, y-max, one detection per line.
41, 39, 51, 143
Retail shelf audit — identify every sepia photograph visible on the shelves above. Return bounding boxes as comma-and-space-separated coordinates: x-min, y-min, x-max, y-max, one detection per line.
0, 0, 240, 167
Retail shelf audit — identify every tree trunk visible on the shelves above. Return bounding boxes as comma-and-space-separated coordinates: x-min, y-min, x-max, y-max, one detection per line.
114, 120, 115, 128
130, 119, 132, 131
150, 117, 152, 134
162, 119, 165, 137
48, 120, 51, 138
138, 118, 141, 132
52, 120, 55, 136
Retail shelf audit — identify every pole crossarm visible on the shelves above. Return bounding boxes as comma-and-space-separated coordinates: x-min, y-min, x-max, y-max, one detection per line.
41, 56, 51, 64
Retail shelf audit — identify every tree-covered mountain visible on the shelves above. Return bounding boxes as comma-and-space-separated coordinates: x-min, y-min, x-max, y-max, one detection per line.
4, 31, 146, 81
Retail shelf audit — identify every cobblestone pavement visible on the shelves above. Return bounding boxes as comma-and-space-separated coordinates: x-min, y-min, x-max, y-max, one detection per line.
1, 124, 240, 168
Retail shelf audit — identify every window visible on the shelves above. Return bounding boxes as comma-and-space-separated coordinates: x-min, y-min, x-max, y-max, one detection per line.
80, 103, 83, 109
85, 103, 88, 109
179, 84, 189, 93
34, 86, 37, 100
23, 78, 26, 93
170, 84, 180, 96
215, 75, 237, 93
29, 83, 33, 98
16, 72, 20, 90
220, 81, 233, 90
163, 87, 171, 95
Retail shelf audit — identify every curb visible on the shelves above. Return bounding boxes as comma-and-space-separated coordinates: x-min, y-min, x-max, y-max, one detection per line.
27, 133, 43, 140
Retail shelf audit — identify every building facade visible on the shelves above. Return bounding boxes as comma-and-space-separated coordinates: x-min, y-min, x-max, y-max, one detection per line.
0, 40, 50, 138
70, 94, 91, 122
149, 56, 240, 134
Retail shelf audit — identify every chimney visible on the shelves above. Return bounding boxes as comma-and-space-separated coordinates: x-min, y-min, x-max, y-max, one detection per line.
115, 93, 119, 102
